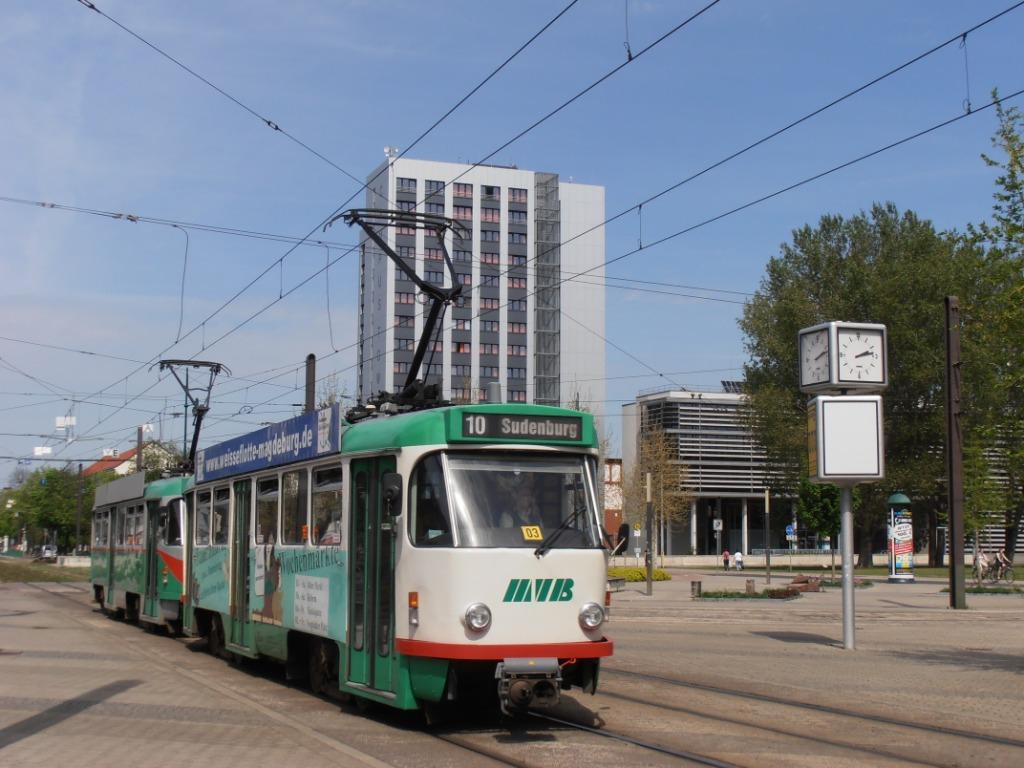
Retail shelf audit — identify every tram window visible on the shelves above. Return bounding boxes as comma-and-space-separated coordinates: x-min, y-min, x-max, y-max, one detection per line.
410, 455, 452, 547
195, 491, 212, 546
312, 466, 343, 546
212, 488, 230, 545
256, 477, 278, 545
281, 469, 308, 545
164, 503, 182, 546
93, 513, 102, 546
116, 506, 127, 546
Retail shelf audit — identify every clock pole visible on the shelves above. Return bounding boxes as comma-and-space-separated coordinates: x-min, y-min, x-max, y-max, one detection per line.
840, 485, 855, 649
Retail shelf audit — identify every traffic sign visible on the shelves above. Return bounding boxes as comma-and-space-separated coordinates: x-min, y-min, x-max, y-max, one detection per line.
712, 519, 723, 531
785, 524, 795, 536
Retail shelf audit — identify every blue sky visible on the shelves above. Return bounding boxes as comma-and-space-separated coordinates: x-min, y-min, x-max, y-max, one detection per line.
1, 0, 1021, 471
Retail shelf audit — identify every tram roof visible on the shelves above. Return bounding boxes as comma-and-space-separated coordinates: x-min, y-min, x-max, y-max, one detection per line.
144, 475, 191, 500
340, 403, 598, 454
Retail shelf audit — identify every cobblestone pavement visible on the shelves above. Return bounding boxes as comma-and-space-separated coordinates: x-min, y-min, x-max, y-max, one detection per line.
2, 573, 1021, 767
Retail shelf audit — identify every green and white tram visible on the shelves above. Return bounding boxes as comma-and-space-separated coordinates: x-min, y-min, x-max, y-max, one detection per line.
185, 401, 613, 714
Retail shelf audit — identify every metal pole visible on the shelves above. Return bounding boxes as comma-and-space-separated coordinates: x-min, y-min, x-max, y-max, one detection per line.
305, 353, 316, 413
841, 485, 855, 650
645, 473, 653, 597
136, 425, 144, 473
183, 368, 189, 461
945, 296, 967, 609
764, 488, 771, 585
76, 462, 83, 553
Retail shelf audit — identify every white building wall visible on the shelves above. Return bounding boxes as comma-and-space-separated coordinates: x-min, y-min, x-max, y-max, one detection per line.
558, 181, 606, 419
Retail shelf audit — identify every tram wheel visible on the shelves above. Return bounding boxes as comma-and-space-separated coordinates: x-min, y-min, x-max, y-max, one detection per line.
308, 639, 330, 696
207, 614, 225, 658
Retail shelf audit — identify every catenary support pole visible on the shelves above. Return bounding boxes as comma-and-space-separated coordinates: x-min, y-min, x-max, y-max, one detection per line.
841, 485, 855, 650
764, 487, 771, 585
305, 353, 316, 413
945, 296, 967, 609
645, 472, 653, 597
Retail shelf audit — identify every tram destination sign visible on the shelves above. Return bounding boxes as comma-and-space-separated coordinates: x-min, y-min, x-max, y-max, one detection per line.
461, 412, 583, 442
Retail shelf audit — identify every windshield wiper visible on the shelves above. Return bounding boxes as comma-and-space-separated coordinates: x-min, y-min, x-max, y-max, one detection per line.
534, 504, 586, 558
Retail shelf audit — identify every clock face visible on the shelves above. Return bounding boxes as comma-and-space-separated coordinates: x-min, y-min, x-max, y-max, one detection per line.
799, 329, 830, 386
837, 328, 884, 383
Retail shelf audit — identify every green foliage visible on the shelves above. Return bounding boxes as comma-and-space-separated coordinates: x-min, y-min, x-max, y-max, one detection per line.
740, 204, 980, 542
5, 467, 108, 549
608, 566, 672, 582
797, 478, 841, 538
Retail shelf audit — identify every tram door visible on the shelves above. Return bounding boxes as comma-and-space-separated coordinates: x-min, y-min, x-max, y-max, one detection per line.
182, 492, 196, 632
105, 505, 117, 603
143, 500, 160, 619
229, 480, 253, 648
346, 457, 397, 694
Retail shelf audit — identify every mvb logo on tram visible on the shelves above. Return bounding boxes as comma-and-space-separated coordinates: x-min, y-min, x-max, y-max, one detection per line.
503, 578, 575, 603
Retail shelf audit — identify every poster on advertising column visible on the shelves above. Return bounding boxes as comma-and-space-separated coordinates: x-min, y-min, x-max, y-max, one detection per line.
888, 508, 915, 582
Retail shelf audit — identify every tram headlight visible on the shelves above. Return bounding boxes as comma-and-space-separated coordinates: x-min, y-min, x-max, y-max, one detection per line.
465, 602, 492, 632
579, 602, 605, 630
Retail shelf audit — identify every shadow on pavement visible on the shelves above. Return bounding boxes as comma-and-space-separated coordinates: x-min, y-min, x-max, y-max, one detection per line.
751, 630, 839, 646
0, 679, 142, 750
889, 649, 1024, 674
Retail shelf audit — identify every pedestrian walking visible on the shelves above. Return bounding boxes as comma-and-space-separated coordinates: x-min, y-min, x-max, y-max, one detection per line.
734, 551, 744, 571
723, 549, 730, 570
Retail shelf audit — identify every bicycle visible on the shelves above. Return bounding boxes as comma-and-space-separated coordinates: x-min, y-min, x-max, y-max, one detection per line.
986, 562, 1015, 584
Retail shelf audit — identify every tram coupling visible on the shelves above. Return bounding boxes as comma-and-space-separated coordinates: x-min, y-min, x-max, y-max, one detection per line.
496, 658, 561, 715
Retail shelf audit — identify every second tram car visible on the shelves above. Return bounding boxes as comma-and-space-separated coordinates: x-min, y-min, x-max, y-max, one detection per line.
184, 401, 613, 714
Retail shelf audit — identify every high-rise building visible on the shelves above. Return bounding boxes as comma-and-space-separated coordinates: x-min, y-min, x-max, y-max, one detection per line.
357, 155, 605, 412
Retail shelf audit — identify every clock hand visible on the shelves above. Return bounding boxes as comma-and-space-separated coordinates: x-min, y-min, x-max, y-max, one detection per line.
814, 351, 827, 360
855, 350, 875, 358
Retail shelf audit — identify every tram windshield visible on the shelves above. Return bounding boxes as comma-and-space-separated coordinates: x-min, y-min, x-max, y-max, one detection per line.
409, 452, 602, 549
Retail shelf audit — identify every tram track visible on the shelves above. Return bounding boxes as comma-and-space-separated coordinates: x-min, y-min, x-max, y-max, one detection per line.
595, 666, 1024, 767
602, 666, 1024, 750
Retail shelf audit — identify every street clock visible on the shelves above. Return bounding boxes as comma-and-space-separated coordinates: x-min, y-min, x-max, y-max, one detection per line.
798, 321, 888, 394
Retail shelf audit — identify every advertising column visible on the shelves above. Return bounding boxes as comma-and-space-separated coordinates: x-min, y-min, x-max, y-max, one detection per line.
887, 493, 914, 583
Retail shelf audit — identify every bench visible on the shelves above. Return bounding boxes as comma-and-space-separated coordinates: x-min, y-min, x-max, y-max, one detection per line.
607, 577, 627, 592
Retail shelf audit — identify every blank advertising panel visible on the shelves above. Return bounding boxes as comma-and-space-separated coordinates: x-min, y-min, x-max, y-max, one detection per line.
820, 397, 883, 480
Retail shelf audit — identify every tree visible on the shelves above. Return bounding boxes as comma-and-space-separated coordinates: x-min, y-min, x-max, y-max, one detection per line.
739, 203, 983, 565
964, 92, 1024, 562
622, 424, 691, 556
10, 466, 112, 551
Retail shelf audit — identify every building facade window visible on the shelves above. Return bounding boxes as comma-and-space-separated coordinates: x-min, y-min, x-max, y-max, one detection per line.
481, 320, 500, 332
509, 390, 527, 402
480, 207, 500, 223
482, 185, 500, 201
480, 343, 499, 355
508, 277, 527, 289
508, 322, 527, 334
480, 366, 499, 378
508, 367, 526, 380
455, 342, 472, 354
509, 254, 527, 266
453, 205, 473, 220
480, 229, 500, 242
508, 299, 527, 311
425, 247, 443, 261
397, 245, 415, 259
397, 177, 417, 193
424, 270, 444, 283
395, 338, 415, 351
480, 252, 500, 265
395, 292, 416, 305
509, 187, 528, 203
394, 362, 410, 374
455, 318, 472, 330
395, 315, 414, 328
508, 345, 527, 356
480, 274, 498, 287
425, 202, 445, 215
425, 179, 444, 194
508, 210, 527, 224
452, 364, 472, 377
397, 200, 415, 212
481, 298, 500, 310
508, 232, 527, 245
457, 273, 472, 286
453, 182, 473, 197
453, 249, 473, 262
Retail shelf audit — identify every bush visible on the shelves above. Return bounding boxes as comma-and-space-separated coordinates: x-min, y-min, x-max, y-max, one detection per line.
608, 566, 671, 582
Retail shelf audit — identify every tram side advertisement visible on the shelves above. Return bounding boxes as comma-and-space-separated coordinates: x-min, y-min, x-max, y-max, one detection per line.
196, 404, 340, 483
